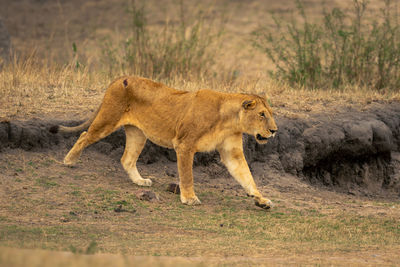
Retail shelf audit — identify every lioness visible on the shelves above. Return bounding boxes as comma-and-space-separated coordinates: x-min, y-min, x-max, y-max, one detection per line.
51, 76, 278, 209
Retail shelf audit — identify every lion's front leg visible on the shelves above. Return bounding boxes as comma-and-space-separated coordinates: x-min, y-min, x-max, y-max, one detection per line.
175, 145, 201, 206
218, 135, 273, 210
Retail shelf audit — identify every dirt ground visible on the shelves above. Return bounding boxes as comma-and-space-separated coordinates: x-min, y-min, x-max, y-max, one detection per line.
1, 144, 399, 265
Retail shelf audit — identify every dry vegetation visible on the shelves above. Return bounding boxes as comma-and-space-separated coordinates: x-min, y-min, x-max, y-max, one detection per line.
0, 0, 400, 265
1, 54, 399, 122
1, 0, 400, 120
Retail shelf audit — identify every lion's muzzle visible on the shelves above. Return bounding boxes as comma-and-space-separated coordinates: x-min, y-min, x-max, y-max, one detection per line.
256, 134, 269, 141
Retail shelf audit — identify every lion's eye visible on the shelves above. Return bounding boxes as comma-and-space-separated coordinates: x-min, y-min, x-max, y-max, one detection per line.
260, 112, 266, 118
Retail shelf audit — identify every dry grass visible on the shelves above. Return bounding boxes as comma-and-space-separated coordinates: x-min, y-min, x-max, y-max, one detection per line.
0, 56, 107, 120
1, 56, 399, 121
1, 0, 399, 121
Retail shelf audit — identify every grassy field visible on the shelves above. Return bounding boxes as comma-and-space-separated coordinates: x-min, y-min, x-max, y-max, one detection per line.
0, 0, 400, 265
0, 150, 399, 265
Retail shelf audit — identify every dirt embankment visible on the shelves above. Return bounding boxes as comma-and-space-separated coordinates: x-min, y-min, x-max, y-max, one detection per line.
1, 102, 400, 196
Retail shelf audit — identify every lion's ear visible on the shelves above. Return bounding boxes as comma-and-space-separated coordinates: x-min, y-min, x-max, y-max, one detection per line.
242, 100, 257, 110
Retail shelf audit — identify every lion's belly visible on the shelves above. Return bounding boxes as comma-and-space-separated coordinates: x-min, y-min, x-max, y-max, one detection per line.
145, 134, 174, 149
120, 112, 176, 149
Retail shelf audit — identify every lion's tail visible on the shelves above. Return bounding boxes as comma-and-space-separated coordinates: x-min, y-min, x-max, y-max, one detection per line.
49, 106, 101, 134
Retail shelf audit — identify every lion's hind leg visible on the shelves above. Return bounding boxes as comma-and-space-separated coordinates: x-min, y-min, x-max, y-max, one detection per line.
64, 123, 119, 165
64, 104, 124, 165
121, 125, 152, 186
64, 131, 89, 165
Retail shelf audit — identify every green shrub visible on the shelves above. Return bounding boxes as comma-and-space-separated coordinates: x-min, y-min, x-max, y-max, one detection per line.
101, 0, 225, 79
252, 0, 400, 91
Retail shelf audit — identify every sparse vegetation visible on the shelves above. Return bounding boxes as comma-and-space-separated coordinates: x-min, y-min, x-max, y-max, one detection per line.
100, 0, 225, 79
1, 0, 400, 121
0, 151, 399, 265
252, 0, 400, 91
35, 177, 59, 188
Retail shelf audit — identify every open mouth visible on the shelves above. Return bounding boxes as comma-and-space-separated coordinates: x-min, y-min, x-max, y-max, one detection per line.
256, 134, 269, 141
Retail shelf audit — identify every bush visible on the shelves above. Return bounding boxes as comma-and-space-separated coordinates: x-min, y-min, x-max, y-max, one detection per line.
252, 0, 400, 91
101, 0, 225, 80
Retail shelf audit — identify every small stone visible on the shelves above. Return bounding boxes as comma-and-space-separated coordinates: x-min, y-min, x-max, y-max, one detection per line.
114, 204, 125, 212
113, 205, 135, 213
60, 217, 70, 223
166, 183, 180, 194
135, 190, 160, 202
165, 170, 176, 177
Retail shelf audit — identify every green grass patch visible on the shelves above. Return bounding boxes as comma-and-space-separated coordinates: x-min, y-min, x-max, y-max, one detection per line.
35, 177, 59, 188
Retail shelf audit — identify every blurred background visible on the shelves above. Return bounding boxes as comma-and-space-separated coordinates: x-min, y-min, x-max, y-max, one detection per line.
0, 0, 398, 119
0, 0, 393, 79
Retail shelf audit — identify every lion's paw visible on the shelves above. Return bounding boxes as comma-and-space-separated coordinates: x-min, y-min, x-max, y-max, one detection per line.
63, 157, 77, 166
137, 178, 152, 187
255, 197, 273, 210
181, 195, 201, 206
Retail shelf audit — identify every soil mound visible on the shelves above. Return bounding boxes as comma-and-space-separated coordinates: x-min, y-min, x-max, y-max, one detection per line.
1, 102, 399, 195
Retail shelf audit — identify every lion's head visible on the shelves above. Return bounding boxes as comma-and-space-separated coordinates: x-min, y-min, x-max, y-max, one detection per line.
239, 96, 278, 144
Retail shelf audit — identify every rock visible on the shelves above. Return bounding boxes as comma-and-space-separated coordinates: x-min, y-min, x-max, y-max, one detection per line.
370, 120, 393, 153
166, 183, 180, 194
114, 204, 127, 213
60, 217, 70, 223
165, 169, 176, 177
303, 123, 345, 166
135, 190, 160, 202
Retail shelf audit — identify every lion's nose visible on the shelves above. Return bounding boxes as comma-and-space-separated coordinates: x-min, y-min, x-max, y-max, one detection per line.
270, 129, 277, 134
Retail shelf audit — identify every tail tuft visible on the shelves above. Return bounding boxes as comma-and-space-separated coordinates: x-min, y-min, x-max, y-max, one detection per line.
49, 125, 59, 134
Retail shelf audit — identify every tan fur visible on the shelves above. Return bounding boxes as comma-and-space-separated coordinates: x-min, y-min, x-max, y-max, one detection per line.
59, 76, 278, 209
